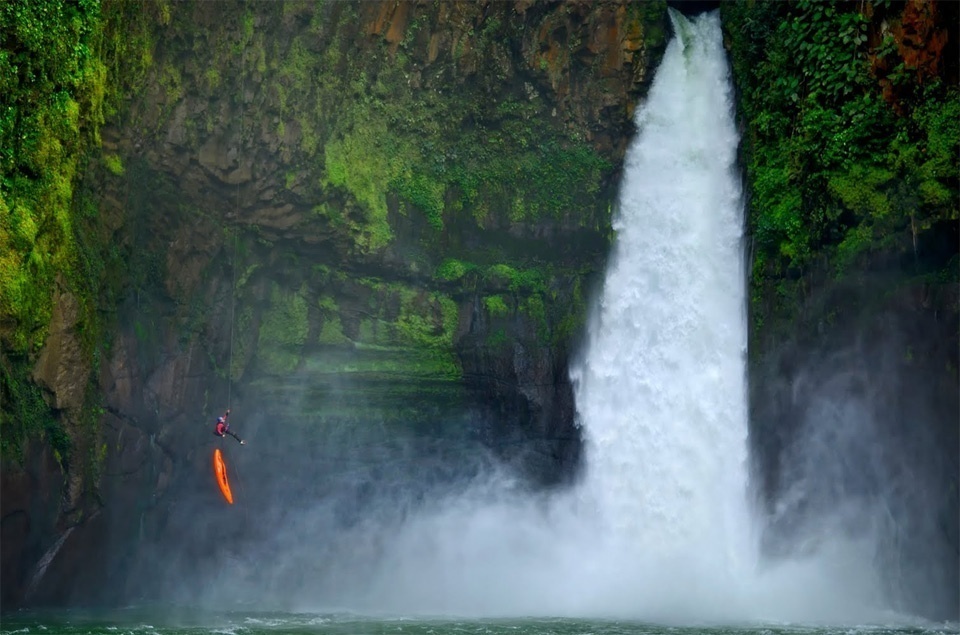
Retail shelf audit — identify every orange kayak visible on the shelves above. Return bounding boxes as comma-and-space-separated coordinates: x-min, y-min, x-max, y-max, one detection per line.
213, 448, 234, 504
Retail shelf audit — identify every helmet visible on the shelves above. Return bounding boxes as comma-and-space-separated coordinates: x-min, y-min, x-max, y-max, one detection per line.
217, 417, 225, 423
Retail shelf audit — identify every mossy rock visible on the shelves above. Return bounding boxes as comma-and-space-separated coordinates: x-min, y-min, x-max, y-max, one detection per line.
256, 282, 309, 375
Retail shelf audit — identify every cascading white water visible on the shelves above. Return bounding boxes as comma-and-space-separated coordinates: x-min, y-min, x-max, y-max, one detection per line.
248, 10, 897, 623
569, 6, 754, 608
565, 10, 888, 623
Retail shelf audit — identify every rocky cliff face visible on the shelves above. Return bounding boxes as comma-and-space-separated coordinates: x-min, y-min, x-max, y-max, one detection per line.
2, 0, 668, 607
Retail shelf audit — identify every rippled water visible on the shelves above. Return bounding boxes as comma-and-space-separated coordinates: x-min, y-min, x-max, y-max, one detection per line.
1, 611, 957, 635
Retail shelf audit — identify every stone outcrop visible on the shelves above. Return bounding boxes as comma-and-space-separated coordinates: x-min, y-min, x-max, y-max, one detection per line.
32, 286, 89, 414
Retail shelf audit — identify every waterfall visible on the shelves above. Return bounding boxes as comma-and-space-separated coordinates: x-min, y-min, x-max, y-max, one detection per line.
216, 11, 897, 623
565, 10, 889, 623
569, 6, 754, 612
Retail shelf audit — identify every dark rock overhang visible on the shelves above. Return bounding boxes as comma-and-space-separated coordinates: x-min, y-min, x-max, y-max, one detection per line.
667, 0, 721, 17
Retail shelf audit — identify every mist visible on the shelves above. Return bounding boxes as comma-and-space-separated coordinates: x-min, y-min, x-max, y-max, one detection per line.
753, 301, 959, 622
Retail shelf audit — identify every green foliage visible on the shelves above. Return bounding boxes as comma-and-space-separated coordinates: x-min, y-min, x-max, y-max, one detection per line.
723, 0, 959, 329
0, 0, 154, 353
395, 288, 459, 350
235, 263, 260, 289
483, 295, 509, 318
317, 294, 338, 313
521, 293, 549, 343
322, 114, 396, 252
303, 346, 459, 382
552, 276, 586, 346
439, 127, 610, 227
0, 357, 69, 464
77, 382, 108, 494
627, 1, 668, 51
318, 314, 351, 346
435, 258, 476, 283
204, 68, 221, 90
328, 278, 463, 378
257, 283, 309, 374
156, 61, 182, 118
1, 0, 105, 353
279, 37, 313, 105
484, 264, 547, 294
394, 172, 445, 230
828, 165, 893, 219
316, 293, 350, 346
103, 153, 124, 176
486, 328, 507, 349
254, 4, 616, 254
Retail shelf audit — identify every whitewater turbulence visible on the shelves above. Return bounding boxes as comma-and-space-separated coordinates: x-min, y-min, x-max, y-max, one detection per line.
568, 8, 753, 617
564, 11, 887, 623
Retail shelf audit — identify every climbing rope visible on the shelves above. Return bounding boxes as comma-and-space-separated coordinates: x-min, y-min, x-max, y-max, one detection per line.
226, 31, 245, 410
227, 230, 238, 408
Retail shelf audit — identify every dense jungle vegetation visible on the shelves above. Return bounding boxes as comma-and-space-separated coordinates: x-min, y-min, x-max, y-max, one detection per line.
722, 0, 958, 344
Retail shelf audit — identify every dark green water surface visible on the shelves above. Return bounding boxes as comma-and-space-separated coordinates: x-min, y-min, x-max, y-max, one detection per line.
1, 610, 957, 635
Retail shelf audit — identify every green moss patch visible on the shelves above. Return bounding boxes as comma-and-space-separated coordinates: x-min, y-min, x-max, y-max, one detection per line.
257, 282, 309, 374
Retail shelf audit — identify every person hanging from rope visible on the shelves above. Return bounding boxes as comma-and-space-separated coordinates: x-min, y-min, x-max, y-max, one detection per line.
212, 409, 245, 445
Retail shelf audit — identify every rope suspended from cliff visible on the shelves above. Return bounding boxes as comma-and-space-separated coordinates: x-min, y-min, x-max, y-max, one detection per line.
227, 230, 238, 408
226, 28, 246, 410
